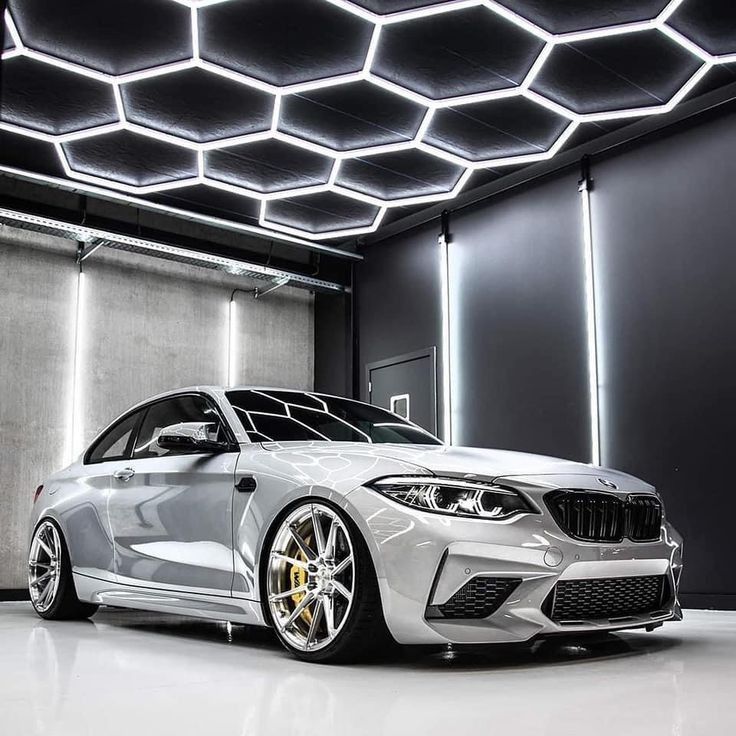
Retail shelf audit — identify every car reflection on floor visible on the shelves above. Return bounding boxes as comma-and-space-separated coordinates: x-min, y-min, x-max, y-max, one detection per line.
1, 602, 734, 736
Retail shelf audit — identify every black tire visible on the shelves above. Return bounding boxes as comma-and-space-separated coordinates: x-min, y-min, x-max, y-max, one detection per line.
29, 520, 99, 621
262, 499, 394, 664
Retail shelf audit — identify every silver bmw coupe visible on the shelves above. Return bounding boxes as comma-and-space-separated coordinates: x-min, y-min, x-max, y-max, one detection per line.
28, 386, 683, 662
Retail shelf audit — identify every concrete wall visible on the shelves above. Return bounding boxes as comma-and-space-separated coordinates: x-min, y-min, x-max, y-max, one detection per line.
0, 224, 313, 588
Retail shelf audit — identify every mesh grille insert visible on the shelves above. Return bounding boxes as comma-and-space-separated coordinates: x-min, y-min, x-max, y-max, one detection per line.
546, 575, 667, 622
433, 576, 521, 619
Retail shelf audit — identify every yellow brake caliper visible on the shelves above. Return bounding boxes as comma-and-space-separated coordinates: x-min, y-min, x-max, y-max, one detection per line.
289, 548, 312, 625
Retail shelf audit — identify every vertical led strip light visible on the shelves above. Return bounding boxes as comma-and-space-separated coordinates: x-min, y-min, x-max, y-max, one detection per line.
68, 268, 86, 463
438, 230, 452, 445
227, 295, 238, 387
579, 172, 601, 466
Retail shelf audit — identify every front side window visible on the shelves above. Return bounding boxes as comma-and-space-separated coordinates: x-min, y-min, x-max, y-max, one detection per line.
86, 409, 144, 463
133, 395, 227, 458
226, 390, 441, 445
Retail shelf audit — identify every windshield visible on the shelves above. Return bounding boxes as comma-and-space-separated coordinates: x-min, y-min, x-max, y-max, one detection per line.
225, 389, 442, 445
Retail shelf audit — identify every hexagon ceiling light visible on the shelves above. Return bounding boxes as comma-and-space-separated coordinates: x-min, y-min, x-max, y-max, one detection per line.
1, 0, 734, 241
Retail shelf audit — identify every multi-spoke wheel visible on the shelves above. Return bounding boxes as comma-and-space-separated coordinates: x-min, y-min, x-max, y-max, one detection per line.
28, 520, 98, 620
29, 520, 62, 613
265, 500, 391, 663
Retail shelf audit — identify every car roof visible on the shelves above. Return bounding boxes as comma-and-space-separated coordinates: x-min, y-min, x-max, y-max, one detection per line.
125, 386, 341, 409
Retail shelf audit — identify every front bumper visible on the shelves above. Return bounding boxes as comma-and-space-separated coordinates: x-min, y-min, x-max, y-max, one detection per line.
344, 485, 683, 646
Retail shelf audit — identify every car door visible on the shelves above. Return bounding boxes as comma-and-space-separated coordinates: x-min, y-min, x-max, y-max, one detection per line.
107, 393, 239, 597
69, 408, 146, 582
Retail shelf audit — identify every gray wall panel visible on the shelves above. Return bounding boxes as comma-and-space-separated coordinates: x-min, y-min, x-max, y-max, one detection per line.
237, 286, 314, 392
355, 221, 441, 403
0, 228, 76, 588
0, 230, 313, 588
314, 291, 350, 397
592, 111, 736, 599
451, 174, 590, 459
81, 251, 231, 447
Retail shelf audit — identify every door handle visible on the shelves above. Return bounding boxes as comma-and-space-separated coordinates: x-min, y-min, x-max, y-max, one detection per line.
113, 467, 135, 482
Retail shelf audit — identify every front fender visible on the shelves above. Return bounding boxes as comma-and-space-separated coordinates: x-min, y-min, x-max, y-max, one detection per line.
234, 444, 425, 601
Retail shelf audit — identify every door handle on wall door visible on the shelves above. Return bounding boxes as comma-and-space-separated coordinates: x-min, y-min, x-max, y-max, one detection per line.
113, 468, 135, 482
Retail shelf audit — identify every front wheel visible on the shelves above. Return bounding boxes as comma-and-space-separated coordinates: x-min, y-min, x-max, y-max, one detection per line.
28, 519, 99, 620
264, 500, 392, 663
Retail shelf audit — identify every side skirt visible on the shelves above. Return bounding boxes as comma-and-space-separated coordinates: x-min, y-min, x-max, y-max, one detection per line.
73, 572, 267, 626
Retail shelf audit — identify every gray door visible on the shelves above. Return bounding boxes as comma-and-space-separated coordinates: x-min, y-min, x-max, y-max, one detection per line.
367, 348, 437, 435
108, 394, 237, 596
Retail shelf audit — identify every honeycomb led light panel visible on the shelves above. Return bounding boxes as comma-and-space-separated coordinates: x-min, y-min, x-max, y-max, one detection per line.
1, 0, 735, 240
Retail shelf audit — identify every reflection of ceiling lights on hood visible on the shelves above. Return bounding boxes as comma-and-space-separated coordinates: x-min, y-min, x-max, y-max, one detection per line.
1, 0, 733, 241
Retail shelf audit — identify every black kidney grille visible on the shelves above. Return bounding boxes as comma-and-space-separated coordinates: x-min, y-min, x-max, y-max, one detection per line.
547, 490, 624, 542
546, 490, 662, 543
436, 577, 521, 619
546, 575, 667, 622
626, 495, 663, 541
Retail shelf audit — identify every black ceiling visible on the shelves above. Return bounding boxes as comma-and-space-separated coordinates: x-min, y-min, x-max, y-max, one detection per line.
1, 0, 735, 243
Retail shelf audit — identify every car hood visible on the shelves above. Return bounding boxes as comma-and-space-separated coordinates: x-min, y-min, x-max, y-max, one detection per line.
371, 444, 590, 476
259, 441, 652, 491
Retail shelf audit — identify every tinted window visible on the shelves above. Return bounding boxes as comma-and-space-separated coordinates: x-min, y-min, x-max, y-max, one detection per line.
249, 414, 324, 441
133, 395, 226, 458
290, 406, 367, 442
225, 390, 441, 445
87, 410, 143, 463
227, 390, 287, 415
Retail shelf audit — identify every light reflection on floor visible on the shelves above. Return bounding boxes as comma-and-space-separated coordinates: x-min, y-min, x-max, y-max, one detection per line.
1, 602, 735, 736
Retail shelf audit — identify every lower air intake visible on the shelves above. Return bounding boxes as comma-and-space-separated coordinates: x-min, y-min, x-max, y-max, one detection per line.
545, 575, 668, 623
429, 577, 521, 619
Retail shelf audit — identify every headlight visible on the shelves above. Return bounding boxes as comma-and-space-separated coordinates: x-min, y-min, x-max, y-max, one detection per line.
368, 476, 535, 520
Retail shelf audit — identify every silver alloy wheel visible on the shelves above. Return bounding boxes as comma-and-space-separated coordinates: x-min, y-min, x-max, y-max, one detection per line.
267, 503, 355, 652
28, 521, 62, 613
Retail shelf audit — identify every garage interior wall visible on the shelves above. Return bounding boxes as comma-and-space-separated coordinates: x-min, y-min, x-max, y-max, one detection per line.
354, 220, 443, 405
353, 104, 736, 609
0, 226, 314, 589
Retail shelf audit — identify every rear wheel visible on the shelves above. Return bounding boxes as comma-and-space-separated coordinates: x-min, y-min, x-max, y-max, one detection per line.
264, 500, 392, 663
28, 520, 99, 620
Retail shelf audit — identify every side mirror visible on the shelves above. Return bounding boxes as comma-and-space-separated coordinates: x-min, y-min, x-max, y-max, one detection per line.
157, 422, 228, 453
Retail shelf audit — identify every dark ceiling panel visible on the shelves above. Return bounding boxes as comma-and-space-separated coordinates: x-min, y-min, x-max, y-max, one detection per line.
63, 131, 198, 187
205, 140, 333, 194
1, 56, 118, 135
8, 0, 192, 76
670, 0, 736, 56
199, 0, 372, 87
122, 68, 273, 144
531, 31, 702, 114
465, 167, 516, 190
266, 193, 379, 234
425, 97, 569, 161
372, 6, 545, 100
150, 184, 261, 225
279, 81, 425, 151
336, 149, 464, 200
0, 131, 65, 176
495, 0, 670, 34
349, 1, 448, 12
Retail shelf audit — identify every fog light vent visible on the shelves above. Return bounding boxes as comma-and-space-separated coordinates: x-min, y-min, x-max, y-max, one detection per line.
428, 576, 521, 620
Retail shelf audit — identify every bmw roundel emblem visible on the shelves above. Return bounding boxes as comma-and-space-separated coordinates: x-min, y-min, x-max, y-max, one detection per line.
598, 477, 618, 489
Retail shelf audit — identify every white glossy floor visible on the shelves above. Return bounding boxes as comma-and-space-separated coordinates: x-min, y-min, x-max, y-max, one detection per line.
1, 603, 735, 736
